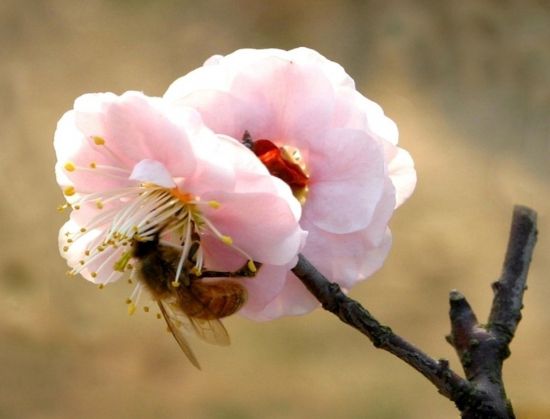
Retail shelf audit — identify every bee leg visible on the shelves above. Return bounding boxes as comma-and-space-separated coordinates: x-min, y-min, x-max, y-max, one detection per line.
232, 261, 262, 278
195, 261, 262, 280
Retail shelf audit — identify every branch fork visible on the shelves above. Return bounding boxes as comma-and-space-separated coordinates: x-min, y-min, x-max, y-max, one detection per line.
292, 205, 538, 418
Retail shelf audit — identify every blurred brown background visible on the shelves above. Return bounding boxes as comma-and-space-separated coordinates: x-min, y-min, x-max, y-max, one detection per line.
1, 1, 548, 418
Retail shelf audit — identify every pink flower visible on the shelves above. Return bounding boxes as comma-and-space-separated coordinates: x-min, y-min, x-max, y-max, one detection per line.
164, 47, 416, 320
55, 91, 305, 310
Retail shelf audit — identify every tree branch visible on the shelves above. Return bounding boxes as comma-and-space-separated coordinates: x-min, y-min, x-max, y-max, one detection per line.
292, 205, 538, 418
291, 254, 473, 405
489, 205, 538, 343
447, 205, 538, 418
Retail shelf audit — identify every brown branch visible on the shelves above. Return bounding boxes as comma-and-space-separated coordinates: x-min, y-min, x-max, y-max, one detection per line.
291, 254, 473, 406
447, 205, 538, 418
489, 205, 538, 342
292, 205, 538, 419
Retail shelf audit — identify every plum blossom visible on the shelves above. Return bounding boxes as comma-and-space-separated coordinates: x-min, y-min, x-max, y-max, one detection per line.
164, 47, 417, 320
55, 91, 305, 311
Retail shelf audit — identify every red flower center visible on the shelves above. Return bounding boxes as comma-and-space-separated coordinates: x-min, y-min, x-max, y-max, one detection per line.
251, 139, 309, 190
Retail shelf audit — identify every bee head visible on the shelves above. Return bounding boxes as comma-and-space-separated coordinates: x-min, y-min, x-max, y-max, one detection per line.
132, 233, 160, 259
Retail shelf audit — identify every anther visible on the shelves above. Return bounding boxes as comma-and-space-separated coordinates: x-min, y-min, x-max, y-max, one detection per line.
247, 260, 257, 273
91, 272, 98, 278
127, 303, 136, 315
221, 235, 233, 245
64, 162, 76, 172
143, 306, 150, 313
92, 136, 105, 145
208, 200, 221, 209
89, 162, 97, 169
98, 284, 104, 289
63, 186, 76, 196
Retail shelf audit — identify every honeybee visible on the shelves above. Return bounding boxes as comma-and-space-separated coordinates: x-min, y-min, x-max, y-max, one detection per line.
132, 233, 254, 369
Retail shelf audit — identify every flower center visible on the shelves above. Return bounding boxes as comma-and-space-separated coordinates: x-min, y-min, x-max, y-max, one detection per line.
243, 132, 309, 204
60, 162, 253, 287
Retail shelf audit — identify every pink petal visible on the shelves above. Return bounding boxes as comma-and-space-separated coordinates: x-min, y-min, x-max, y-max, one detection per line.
238, 264, 290, 318
73, 92, 198, 179
229, 55, 336, 144
384, 143, 417, 208
355, 93, 400, 145
301, 217, 393, 289
54, 111, 134, 196
243, 272, 319, 321
305, 128, 385, 233
58, 220, 125, 285
201, 191, 305, 266
168, 90, 263, 142
129, 159, 176, 188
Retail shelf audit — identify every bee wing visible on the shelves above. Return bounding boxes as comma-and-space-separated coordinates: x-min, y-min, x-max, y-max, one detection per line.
157, 301, 202, 370
189, 317, 231, 346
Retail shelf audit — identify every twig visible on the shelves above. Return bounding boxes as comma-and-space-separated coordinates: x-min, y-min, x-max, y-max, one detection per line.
291, 205, 537, 418
447, 205, 537, 418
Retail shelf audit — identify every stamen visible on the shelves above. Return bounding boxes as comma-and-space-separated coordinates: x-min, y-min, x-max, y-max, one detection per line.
193, 247, 204, 275
114, 250, 133, 272
70, 241, 122, 276
136, 197, 180, 230
63, 173, 259, 296
66, 162, 131, 181
126, 282, 143, 315
173, 216, 193, 287
64, 162, 76, 172
108, 189, 167, 235
87, 135, 130, 168
57, 203, 70, 212
64, 186, 75, 196
170, 188, 193, 203
199, 216, 231, 244
221, 235, 233, 245
92, 136, 105, 145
